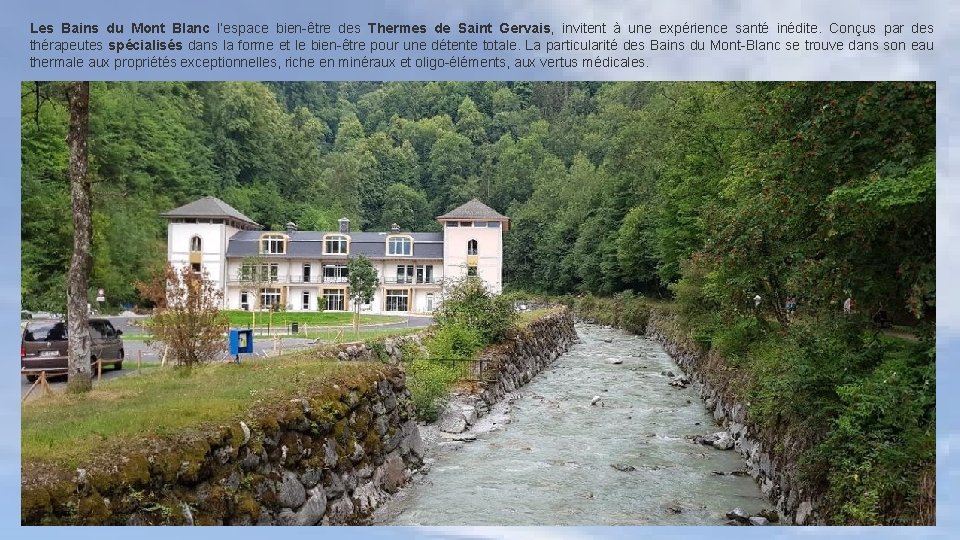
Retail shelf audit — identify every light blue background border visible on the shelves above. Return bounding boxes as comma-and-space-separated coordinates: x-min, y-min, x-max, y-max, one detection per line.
2, 1, 956, 538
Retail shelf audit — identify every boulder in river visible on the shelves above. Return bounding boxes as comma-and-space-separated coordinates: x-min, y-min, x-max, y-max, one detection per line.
663, 500, 683, 514
692, 434, 715, 446
438, 410, 467, 434
608, 358, 624, 365
725, 507, 750, 524
748, 516, 770, 526
610, 463, 636, 472
713, 432, 735, 450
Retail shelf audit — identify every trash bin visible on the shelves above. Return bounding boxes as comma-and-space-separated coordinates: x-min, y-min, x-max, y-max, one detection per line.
291, 322, 299, 334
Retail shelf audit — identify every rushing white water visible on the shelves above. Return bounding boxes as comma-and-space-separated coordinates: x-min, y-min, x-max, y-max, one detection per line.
382, 323, 769, 525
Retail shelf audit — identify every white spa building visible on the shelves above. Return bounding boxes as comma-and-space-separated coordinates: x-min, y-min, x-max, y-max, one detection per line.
163, 197, 508, 314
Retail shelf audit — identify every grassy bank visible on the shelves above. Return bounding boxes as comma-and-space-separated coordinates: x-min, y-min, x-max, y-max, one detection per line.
572, 294, 935, 525
401, 307, 559, 421
22, 356, 384, 468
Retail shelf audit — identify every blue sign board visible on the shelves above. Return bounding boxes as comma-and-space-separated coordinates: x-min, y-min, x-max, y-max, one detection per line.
229, 328, 254, 358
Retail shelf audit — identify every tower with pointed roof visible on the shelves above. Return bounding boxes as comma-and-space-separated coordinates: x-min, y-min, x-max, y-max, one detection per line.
162, 196, 260, 297
437, 198, 510, 294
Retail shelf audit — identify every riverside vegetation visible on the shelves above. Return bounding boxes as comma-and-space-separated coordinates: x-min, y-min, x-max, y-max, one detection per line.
571, 293, 934, 525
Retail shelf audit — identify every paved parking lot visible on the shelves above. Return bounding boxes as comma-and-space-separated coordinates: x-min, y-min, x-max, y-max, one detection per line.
21, 315, 434, 402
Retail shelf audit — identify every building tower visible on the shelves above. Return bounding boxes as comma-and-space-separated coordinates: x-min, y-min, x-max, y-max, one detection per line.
161, 197, 260, 305
437, 198, 510, 293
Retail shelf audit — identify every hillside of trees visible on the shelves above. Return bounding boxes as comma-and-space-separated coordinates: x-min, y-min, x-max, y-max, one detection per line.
21, 81, 934, 326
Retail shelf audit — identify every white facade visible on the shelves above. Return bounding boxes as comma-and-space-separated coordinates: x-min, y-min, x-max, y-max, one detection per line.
441, 220, 505, 293
167, 221, 239, 292
164, 197, 508, 315
219, 257, 445, 314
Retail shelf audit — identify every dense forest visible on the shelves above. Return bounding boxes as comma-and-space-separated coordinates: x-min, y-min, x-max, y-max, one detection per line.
21, 81, 934, 326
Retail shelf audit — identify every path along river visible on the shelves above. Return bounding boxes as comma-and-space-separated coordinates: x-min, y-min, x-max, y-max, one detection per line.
379, 323, 769, 525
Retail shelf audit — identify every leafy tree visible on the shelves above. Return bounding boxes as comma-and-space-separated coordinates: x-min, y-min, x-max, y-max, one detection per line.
347, 255, 379, 336
380, 183, 432, 231
137, 264, 228, 367
455, 96, 487, 144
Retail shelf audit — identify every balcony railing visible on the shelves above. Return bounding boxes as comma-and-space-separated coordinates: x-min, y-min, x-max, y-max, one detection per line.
383, 277, 439, 285
229, 274, 439, 285
229, 274, 333, 284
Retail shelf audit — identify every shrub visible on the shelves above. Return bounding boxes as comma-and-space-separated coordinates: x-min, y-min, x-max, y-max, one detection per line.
619, 297, 651, 334
434, 276, 517, 345
136, 265, 228, 367
803, 347, 935, 525
427, 323, 483, 359
710, 316, 768, 359
403, 357, 462, 422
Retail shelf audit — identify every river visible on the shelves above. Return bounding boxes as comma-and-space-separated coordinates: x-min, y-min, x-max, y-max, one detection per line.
379, 323, 769, 525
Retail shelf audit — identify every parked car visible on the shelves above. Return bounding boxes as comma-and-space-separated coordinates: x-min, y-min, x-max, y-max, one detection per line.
21, 319, 124, 382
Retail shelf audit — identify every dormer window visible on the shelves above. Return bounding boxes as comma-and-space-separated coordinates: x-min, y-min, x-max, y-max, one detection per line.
324, 234, 349, 255
467, 239, 478, 256
190, 235, 202, 252
260, 233, 286, 254
387, 235, 413, 256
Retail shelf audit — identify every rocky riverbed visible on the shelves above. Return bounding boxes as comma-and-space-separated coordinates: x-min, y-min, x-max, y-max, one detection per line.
374, 323, 772, 525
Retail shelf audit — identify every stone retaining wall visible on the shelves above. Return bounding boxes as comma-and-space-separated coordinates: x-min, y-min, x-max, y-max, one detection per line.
436, 308, 578, 434
21, 366, 424, 526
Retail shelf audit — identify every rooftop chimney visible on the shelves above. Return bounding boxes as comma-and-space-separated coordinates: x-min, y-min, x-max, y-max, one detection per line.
338, 217, 350, 234
285, 221, 297, 234
390, 223, 401, 232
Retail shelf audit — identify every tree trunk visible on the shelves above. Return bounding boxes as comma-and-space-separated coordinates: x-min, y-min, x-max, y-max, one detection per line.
66, 81, 92, 393
354, 300, 359, 338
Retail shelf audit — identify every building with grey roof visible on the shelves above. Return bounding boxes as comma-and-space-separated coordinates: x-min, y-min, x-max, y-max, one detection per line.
164, 197, 508, 314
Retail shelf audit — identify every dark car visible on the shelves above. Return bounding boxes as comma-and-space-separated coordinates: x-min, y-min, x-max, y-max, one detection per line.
21, 319, 124, 382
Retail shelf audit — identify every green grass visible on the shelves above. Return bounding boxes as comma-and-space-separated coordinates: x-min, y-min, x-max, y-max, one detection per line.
518, 307, 562, 325
21, 355, 383, 467
125, 328, 421, 342
222, 311, 404, 327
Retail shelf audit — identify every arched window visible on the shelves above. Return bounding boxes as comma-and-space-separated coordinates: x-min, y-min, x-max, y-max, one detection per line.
190, 235, 202, 252
467, 239, 478, 255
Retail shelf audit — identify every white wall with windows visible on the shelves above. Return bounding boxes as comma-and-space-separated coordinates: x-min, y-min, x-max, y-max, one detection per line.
221, 257, 445, 313
441, 219, 505, 293
168, 222, 237, 296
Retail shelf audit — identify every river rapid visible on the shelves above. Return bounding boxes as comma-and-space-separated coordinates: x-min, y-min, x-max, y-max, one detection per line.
379, 323, 769, 525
